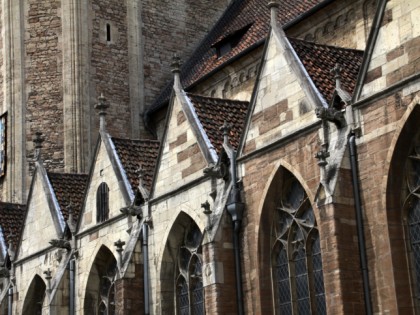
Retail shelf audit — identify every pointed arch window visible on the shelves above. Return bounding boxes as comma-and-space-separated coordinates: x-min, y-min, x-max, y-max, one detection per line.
405, 140, 420, 307
97, 182, 109, 223
175, 223, 204, 314
271, 171, 326, 314
83, 246, 117, 314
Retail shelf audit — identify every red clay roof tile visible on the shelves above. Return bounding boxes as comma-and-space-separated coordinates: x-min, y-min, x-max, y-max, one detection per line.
289, 38, 364, 103
111, 138, 160, 193
47, 173, 88, 222
0, 202, 26, 249
188, 94, 249, 153
148, 0, 326, 113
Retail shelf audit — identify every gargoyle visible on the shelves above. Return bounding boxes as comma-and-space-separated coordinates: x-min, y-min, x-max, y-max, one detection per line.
49, 239, 71, 251
120, 205, 142, 217
315, 107, 346, 128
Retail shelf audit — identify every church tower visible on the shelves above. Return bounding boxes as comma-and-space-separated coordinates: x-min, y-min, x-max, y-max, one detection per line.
0, 0, 228, 203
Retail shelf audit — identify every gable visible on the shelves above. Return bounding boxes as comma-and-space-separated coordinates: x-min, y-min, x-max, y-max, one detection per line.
359, 0, 420, 99
78, 138, 130, 234
153, 93, 209, 197
242, 30, 322, 155
17, 171, 62, 260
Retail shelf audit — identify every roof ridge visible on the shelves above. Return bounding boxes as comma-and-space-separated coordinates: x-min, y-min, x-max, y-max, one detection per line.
111, 137, 160, 143
47, 172, 89, 177
288, 37, 365, 54
0, 201, 26, 207
187, 93, 250, 104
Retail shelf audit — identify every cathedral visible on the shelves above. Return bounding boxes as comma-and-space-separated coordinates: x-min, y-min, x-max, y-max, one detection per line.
0, 0, 418, 314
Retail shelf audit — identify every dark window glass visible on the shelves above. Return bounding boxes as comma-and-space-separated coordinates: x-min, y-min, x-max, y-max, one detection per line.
96, 182, 109, 223
176, 223, 204, 314
271, 171, 326, 314
106, 24, 111, 42
405, 141, 420, 307
273, 243, 292, 314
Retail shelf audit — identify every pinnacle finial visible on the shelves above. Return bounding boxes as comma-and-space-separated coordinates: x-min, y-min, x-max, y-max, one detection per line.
268, 1, 280, 27
33, 131, 44, 161
331, 63, 342, 89
171, 54, 181, 74
136, 164, 146, 189
95, 93, 109, 131
219, 121, 231, 146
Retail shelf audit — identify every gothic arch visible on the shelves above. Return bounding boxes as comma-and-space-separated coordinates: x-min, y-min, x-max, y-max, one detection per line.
385, 97, 420, 314
159, 211, 204, 314
83, 245, 118, 315
22, 274, 47, 315
257, 164, 325, 314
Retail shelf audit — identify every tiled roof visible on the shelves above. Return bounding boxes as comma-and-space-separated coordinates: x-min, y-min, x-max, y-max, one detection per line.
188, 94, 249, 153
47, 173, 88, 222
111, 138, 160, 192
148, 0, 326, 114
0, 202, 26, 249
289, 38, 364, 103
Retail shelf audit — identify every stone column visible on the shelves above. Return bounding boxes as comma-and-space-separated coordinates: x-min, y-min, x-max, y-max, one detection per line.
62, 0, 90, 173
3, 0, 26, 202
127, 0, 144, 139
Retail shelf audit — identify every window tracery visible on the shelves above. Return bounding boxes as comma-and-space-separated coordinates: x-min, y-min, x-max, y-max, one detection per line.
176, 223, 204, 314
405, 140, 420, 307
271, 171, 326, 314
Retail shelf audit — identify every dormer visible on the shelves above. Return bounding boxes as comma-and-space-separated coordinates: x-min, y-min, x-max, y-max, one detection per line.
212, 24, 252, 58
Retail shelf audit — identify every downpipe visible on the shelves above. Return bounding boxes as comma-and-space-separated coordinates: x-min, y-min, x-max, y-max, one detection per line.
226, 149, 245, 315
8, 286, 12, 315
143, 223, 150, 315
69, 259, 75, 315
348, 133, 373, 315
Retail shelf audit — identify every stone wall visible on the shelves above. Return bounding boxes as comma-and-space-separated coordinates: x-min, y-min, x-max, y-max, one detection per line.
361, 0, 420, 98
355, 88, 420, 314
90, 0, 131, 140
287, 0, 372, 50
141, 0, 229, 109
153, 96, 207, 197
239, 129, 364, 314
25, 0, 64, 172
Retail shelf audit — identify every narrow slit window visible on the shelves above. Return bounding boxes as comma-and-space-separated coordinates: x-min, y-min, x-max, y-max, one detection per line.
106, 23, 111, 42
97, 182, 109, 223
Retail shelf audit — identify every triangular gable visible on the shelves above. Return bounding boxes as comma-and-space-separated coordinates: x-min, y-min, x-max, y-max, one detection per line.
16, 163, 65, 260
152, 86, 214, 198
239, 26, 325, 155
355, 0, 419, 100
76, 132, 133, 234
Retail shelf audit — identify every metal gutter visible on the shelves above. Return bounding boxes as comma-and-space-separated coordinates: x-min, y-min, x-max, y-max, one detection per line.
223, 126, 245, 315
8, 286, 12, 315
69, 259, 75, 315
142, 223, 150, 315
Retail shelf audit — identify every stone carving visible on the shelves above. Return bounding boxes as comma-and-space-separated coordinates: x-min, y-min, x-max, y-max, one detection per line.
49, 239, 71, 251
